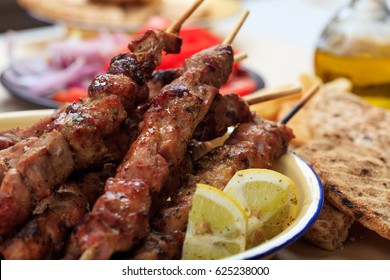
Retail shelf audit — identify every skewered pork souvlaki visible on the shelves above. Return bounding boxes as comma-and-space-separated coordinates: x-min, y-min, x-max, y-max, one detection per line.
0, 30, 183, 237
132, 116, 294, 259
75, 44, 235, 260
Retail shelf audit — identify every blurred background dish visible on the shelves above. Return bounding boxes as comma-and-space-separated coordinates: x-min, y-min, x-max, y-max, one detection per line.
0, 17, 264, 108
17, 0, 241, 32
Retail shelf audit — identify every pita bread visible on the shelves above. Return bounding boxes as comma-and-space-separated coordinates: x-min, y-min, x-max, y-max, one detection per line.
290, 89, 390, 247
311, 145, 390, 240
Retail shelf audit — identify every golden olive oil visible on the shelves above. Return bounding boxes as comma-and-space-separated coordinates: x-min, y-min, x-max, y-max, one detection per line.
315, 48, 390, 109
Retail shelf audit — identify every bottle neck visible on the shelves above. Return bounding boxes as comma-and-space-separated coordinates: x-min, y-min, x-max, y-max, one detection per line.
351, 0, 387, 5
350, 0, 389, 19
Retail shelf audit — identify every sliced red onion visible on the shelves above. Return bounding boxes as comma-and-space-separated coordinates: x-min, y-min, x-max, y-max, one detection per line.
3, 31, 130, 98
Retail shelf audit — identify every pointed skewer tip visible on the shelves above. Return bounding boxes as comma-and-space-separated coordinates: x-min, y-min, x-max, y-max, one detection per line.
233, 52, 248, 63
222, 9, 250, 45
279, 83, 321, 124
165, 0, 205, 34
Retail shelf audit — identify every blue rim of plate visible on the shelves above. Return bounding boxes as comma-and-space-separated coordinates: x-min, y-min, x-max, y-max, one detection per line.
0, 67, 265, 109
227, 151, 324, 260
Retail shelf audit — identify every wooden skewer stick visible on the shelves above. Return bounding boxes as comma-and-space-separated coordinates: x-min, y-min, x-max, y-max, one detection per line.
279, 82, 321, 124
80, 247, 95, 260
243, 85, 302, 105
223, 10, 250, 45
233, 52, 248, 63
165, 0, 205, 33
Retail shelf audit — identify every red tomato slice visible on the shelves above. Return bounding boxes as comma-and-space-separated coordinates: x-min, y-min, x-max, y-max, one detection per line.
220, 75, 258, 96
52, 87, 88, 103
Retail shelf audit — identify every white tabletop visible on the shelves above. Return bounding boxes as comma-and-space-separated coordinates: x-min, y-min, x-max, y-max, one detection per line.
0, 0, 349, 113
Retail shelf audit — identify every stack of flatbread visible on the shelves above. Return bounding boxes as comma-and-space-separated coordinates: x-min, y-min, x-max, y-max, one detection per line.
281, 86, 390, 251
17, 0, 239, 31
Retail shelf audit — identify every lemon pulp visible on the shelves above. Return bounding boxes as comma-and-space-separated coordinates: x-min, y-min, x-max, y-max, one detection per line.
224, 169, 298, 248
181, 183, 247, 260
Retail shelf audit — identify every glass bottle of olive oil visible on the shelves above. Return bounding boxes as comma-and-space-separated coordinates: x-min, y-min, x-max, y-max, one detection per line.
314, 0, 390, 109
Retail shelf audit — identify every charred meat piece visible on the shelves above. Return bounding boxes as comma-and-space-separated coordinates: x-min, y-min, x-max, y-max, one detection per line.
77, 179, 151, 260
131, 231, 185, 260
0, 137, 40, 183
48, 96, 127, 169
147, 69, 182, 100
193, 93, 253, 141
0, 130, 23, 151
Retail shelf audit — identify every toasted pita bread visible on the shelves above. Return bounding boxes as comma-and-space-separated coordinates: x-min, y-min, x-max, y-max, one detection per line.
296, 137, 390, 240
290, 89, 390, 248
311, 146, 390, 240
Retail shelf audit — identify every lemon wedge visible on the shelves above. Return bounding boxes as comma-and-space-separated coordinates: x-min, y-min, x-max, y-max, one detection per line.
223, 169, 298, 249
181, 183, 248, 260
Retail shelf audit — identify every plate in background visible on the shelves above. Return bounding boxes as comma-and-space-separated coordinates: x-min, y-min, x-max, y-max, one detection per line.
0, 67, 264, 109
17, 0, 241, 32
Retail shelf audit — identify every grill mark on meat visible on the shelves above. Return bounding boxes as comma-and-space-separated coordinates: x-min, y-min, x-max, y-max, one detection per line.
193, 93, 253, 141
147, 69, 182, 100
131, 231, 185, 260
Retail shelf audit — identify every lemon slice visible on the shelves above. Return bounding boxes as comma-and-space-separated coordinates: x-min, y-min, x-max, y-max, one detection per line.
181, 183, 248, 260
224, 169, 298, 249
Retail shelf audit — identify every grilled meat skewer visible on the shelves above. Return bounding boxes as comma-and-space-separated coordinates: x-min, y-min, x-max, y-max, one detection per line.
75, 44, 234, 260
132, 116, 294, 259
0, 30, 182, 237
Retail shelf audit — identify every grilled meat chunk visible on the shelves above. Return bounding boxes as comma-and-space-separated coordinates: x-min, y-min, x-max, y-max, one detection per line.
0, 137, 40, 183
193, 93, 253, 141
131, 231, 185, 260
77, 179, 151, 260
